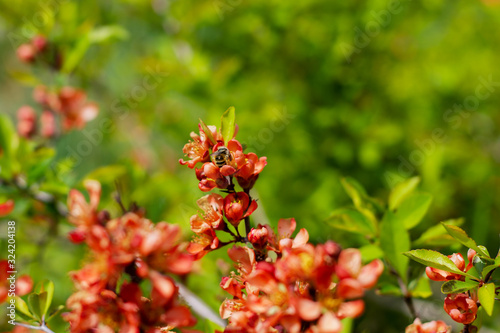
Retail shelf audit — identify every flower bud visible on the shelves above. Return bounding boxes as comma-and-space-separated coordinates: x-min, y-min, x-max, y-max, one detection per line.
40, 111, 56, 138
16, 44, 36, 63
17, 106, 37, 138
248, 227, 268, 248
444, 293, 477, 324
32, 35, 47, 53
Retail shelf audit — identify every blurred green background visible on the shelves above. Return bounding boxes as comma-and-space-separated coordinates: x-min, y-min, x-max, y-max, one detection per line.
1, 0, 500, 332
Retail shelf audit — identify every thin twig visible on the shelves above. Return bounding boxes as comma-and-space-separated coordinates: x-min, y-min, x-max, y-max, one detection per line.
14, 322, 55, 333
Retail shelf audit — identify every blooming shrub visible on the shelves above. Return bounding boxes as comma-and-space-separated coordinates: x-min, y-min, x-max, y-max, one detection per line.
1, 33, 499, 333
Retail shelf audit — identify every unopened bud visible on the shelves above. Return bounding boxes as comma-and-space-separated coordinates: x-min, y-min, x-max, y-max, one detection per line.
248, 227, 268, 248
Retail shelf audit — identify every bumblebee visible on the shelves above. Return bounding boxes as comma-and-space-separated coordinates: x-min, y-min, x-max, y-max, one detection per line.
211, 146, 232, 168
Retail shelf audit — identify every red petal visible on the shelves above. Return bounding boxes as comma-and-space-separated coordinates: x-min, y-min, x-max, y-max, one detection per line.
0, 200, 14, 217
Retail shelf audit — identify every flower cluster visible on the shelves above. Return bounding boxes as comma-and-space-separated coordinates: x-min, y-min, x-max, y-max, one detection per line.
180, 118, 266, 258
405, 318, 451, 333
16, 85, 98, 139
179, 122, 267, 192
16, 35, 49, 64
426, 249, 478, 325
64, 180, 197, 333
180, 115, 385, 332
218, 218, 384, 333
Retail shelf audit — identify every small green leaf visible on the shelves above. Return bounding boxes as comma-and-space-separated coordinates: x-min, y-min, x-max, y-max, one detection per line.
0, 115, 19, 158
9, 71, 41, 86
380, 211, 410, 283
473, 256, 495, 278
478, 283, 495, 316
38, 291, 48, 319
46, 305, 64, 323
404, 249, 476, 279
441, 280, 479, 294
442, 224, 489, 258
38, 280, 54, 317
377, 283, 403, 296
14, 296, 36, 320
28, 293, 41, 321
341, 177, 367, 209
359, 244, 384, 262
326, 208, 376, 236
409, 275, 432, 298
340, 317, 353, 333
389, 176, 420, 210
220, 106, 236, 144
198, 118, 216, 145
395, 193, 432, 229
88, 25, 129, 43
413, 218, 464, 247
481, 264, 498, 280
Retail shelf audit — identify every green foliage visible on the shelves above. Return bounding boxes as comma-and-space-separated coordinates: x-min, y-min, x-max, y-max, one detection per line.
404, 249, 475, 279
441, 280, 479, 294
220, 106, 236, 143
478, 283, 495, 316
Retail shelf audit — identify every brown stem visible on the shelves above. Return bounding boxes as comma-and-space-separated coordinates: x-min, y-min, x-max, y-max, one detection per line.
462, 324, 470, 333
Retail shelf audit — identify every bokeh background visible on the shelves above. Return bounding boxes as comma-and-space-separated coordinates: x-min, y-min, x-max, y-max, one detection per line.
1, 0, 500, 332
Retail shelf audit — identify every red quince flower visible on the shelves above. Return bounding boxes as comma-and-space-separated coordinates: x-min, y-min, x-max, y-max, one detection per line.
187, 229, 220, 259
234, 152, 267, 190
40, 110, 56, 138
190, 194, 225, 233
67, 180, 101, 241
0, 200, 14, 217
264, 218, 309, 253
224, 192, 257, 226
179, 124, 221, 168
196, 162, 234, 191
426, 251, 474, 282
405, 318, 451, 333
248, 227, 269, 248
444, 293, 477, 324
17, 106, 37, 138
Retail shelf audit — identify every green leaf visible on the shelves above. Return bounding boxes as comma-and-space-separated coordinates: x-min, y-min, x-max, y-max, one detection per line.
441, 280, 479, 294
377, 283, 403, 296
62, 35, 91, 74
481, 264, 498, 280
26, 147, 55, 184
14, 296, 36, 320
413, 218, 464, 247
0, 115, 19, 158
380, 211, 410, 283
88, 25, 129, 43
478, 283, 495, 316
442, 224, 490, 258
409, 275, 432, 298
198, 118, 216, 145
359, 244, 384, 262
220, 106, 236, 144
389, 176, 420, 210
326, 207, 376, 236
404, 249, 476, 279
38, 280, 54, 317
395, 193, 432, 229
341, 177, 367, 209
38, 291, 48, 320
28, 293, 41, 321
46, 305, 64, 323
340, 317, 353, 333
472, 256, 495, 278
8, 71, 40, 86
